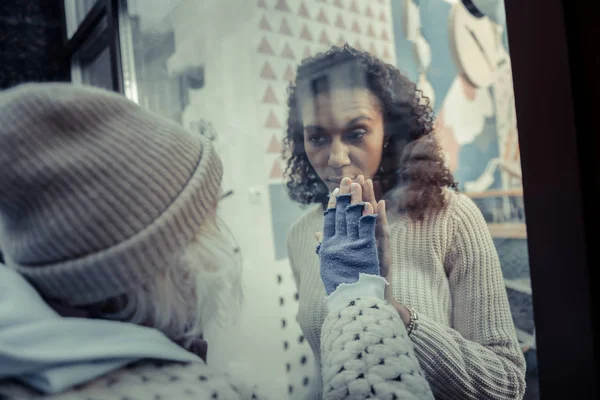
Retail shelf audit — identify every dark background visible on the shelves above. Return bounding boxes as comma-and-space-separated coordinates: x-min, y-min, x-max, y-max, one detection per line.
0, 0, 67, 89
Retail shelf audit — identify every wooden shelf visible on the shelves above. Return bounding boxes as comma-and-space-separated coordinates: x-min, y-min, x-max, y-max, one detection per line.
466, 188, 524, 198
504, 278, 532, 295
488, 223, 527, 239
516, 328, 536, 349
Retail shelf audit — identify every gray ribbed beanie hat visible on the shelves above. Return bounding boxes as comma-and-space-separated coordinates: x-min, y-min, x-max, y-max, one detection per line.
0, 83, 223, 306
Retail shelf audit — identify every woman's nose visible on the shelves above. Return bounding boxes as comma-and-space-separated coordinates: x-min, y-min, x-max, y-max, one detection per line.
328, 139, 351, 168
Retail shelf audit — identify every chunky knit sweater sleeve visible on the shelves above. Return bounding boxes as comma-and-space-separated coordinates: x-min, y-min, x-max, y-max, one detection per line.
321, 295, 434, 400
409, 194, 526, 399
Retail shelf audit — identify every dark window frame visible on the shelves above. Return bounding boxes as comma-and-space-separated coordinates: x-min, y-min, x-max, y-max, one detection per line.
61, 0, 123, 93
505, 0, 598, 398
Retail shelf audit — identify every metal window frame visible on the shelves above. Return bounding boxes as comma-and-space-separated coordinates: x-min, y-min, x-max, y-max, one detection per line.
61, 0, 123, 93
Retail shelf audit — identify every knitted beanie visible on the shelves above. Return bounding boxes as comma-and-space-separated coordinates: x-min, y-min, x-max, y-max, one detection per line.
0, 83, 223, 306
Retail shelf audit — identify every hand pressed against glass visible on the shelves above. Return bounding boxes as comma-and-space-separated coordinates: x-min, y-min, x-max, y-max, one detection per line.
316, 176, 395, 310
301, 88, 385, 193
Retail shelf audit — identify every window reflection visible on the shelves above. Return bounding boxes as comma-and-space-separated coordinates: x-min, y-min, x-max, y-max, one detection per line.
111, 0, 536, 398
71, 16, 113, 91
64, 0, 98, 38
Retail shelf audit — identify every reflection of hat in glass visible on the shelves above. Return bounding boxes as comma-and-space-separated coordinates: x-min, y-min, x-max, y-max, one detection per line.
0, 83, 223, 306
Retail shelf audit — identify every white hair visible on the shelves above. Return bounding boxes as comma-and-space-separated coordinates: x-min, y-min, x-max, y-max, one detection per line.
97, 213, 243, 344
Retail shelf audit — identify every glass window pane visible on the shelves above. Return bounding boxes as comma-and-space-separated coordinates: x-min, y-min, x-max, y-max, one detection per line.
71, 16, 113, 91
118, 1, 536, 398
64, 0, 99, 39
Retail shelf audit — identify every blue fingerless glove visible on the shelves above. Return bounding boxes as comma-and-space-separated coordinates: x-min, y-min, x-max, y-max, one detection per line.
317, 193, 380, 295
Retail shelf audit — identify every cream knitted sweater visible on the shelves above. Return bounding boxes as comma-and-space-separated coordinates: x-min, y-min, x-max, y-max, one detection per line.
287, 190, 526, 399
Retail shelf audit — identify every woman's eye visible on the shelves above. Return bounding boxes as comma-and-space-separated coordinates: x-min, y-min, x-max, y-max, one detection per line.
346, 130, 367, 141
308, 135, 328, 145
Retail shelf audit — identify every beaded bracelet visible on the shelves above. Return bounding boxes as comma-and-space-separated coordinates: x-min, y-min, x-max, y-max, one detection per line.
406, 306, 418, 336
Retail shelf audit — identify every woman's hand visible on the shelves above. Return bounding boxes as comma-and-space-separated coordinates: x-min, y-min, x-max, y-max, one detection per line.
316, 177, 379, 295
317, 176, 412, 326
354, 176, 392, 287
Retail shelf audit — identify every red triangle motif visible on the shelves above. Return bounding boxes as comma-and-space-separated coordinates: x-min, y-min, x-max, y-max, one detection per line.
352, 20, 361, 34
367, 24, 376, 37
333, 0, 343, 8
258, 37, 275, 55
270, 160, 284, 179
300, 24, 313, 41
319, 30, 330, 46
275, 0, 291, 12
259, 15, 272, 31
281, 43, 296, 60
349, 0, 359, 13
369, 42, 378, 57
354, 39, 363, 51
303, 46, 312, 59
379, 11, 387, 22
257, 0, 267, 8
381, 29, 390, 41
279, 18, 294, 35
335, 14, 346, 29
365, 5, 374, 18
317, 9, 329, 24
260, 62, 277, 80
283, 65, 296, 82
298, 1, 310, 18
337, 35, 346, 47
382, 46, 391, 60
267, 135, 283, 153
265, 110, 283, 129
262, 85, 280, 104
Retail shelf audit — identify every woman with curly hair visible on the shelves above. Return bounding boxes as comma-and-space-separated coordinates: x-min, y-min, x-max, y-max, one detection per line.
284, 45, 526, 399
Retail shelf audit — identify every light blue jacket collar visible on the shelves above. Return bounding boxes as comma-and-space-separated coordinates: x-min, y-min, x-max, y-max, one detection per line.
0, 265, 203, 394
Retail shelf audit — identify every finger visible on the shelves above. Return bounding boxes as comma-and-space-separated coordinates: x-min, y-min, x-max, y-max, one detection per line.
323, 208, 336, 239
372, 180, 383, 201
339, 177, 352, 195
323, 195, 336, 238
376, 200, 390, 241
315, 231, 323, 243
350, 182, 362, 205
356, 175, 365, 188
376, 201, 390, 241
327, 188, 339, 209
362, 202, 374, 216
358, 213, 377, 239
345, 203, 363, 239
335, 193, 351, 236
364, 179, 378, 211
377, 200, 388, 226
376, 200, 392, 281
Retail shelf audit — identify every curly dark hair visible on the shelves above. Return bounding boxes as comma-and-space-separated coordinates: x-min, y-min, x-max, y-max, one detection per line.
282, 45, 458, 221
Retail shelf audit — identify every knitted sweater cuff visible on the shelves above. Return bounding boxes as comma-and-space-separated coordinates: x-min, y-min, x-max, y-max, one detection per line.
324, 273, 387, 313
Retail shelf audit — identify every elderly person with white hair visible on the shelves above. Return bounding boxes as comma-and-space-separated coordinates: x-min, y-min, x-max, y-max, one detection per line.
0, 84, 433, 399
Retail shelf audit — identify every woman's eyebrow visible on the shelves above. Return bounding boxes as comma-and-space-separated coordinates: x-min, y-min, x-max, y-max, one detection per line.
304, 116, 372, 132
344, 115, 372, 127
304, 125, 326, 133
